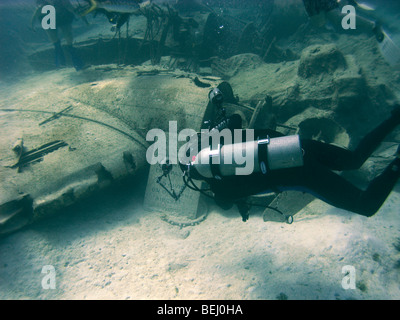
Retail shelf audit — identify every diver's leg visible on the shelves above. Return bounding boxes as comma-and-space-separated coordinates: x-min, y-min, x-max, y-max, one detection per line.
46, 30, 66, 68
60, 24, 73, 46
45, 29, 59, 44
301, 140, 357, 170
66, 45, 85, 71
60, 25, 85, 71
273, 155, 400, 217
272, 161, 364, 213
357, 154, 400, 216
302, 107, 400, 170
350, 108, 400, 165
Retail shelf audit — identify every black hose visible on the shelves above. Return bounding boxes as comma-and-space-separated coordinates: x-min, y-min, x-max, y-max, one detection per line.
182, 170, 292, 223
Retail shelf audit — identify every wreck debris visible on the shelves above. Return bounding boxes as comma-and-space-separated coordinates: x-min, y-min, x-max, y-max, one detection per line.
0, 194, 33, 236
137, 3, 201, 65
237, 22, 259, 55
160, 210, 208, 228
39, 105, 73, 126
248, 95, 273, 130
10, 140, 68, 172
136, 69, 174, 76
193, 76, 211, 88
156, 159, 187, 202
0, 68, 223, 235
1, 108, 149, 150
12, 138, 24, 160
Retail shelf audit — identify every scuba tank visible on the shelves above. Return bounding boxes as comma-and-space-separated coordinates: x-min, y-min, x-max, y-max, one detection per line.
183, 133, 304, 180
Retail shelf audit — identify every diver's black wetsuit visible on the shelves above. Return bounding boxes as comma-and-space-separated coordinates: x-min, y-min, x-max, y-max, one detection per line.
37, 0, 74, 27
206, 109, 400, 217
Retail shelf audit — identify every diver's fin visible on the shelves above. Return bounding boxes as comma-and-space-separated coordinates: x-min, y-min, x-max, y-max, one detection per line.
66, 46, 85, 71
262, 191, 315, 224
378, 31, 400, 67
348, 0, 375, 11
81, 0, 98, 16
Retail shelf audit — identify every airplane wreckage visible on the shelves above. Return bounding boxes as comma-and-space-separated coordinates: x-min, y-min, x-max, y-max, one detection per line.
1, 1, 399, 235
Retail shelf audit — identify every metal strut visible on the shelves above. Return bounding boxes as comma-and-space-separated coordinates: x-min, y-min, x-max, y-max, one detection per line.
156, 161, 187, 201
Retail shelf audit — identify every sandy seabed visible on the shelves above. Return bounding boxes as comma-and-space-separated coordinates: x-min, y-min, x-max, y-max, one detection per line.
0, 175, 399, 300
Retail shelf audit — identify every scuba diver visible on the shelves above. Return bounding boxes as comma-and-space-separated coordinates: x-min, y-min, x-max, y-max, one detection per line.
179, 87, 400, 222
31, 0, 86, 70
302, 0, 385, 42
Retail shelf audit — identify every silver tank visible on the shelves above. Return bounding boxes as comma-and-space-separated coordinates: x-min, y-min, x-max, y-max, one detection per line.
266, 135, 304, 170
192, 135, 304, 178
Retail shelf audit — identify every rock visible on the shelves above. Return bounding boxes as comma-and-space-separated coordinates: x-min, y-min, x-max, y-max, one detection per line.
226, 44, 387, 143
284, 107, 350, 147
298, 44, 347, 78
166, 262, 188, 272
211, 54, 265, 79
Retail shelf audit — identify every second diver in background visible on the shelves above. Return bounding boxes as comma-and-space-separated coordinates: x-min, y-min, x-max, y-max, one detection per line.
31, 0, 86, 71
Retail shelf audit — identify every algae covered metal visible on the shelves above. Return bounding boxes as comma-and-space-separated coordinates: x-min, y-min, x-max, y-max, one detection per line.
0, 65, 230, 235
